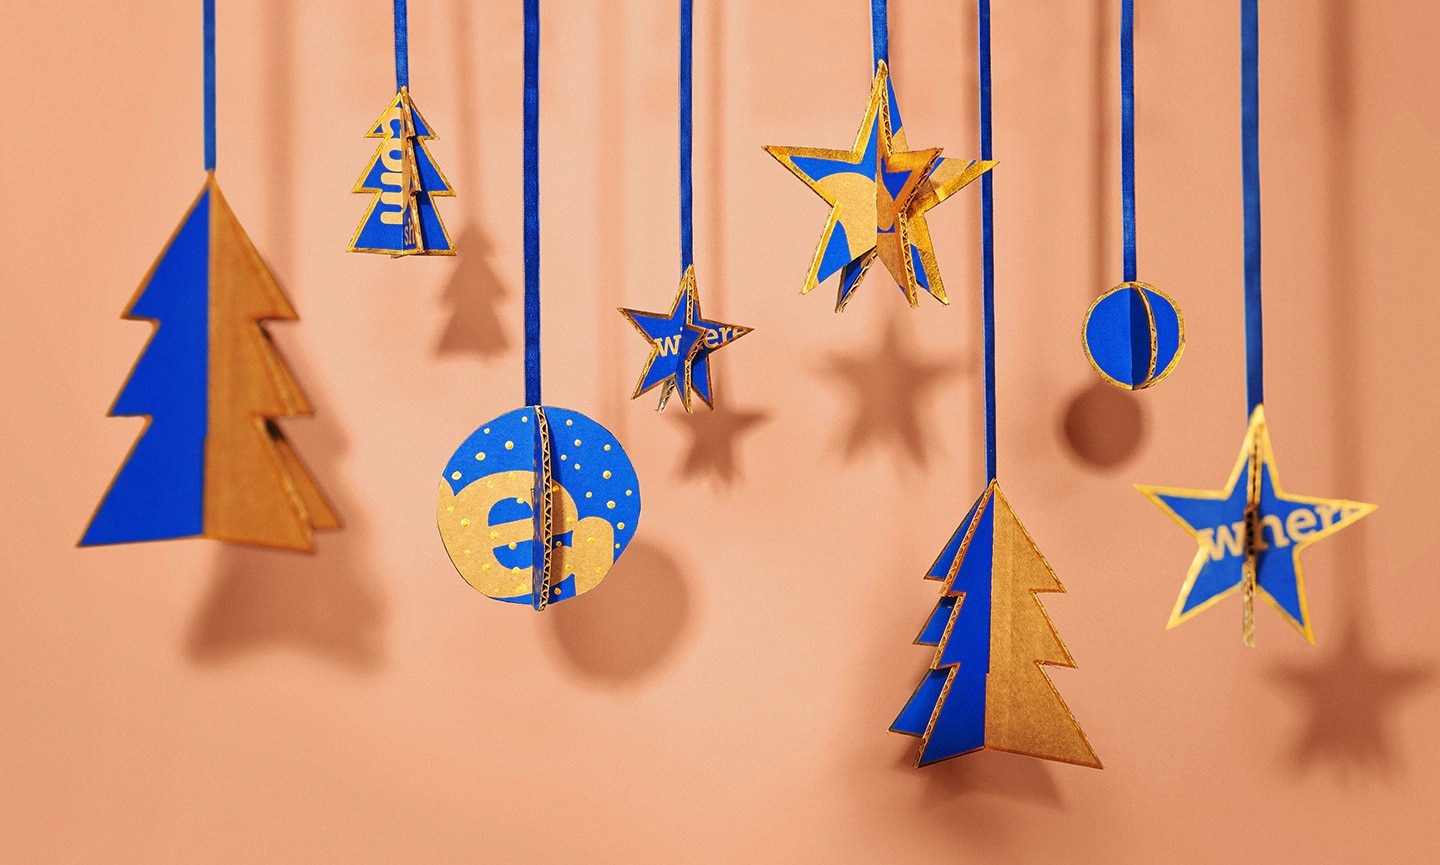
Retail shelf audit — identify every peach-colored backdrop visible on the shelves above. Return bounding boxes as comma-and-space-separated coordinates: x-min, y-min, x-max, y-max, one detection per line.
4, 0, 1439, 862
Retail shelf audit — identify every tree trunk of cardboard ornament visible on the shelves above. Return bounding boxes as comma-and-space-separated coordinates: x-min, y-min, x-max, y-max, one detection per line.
204, 178, 339, 550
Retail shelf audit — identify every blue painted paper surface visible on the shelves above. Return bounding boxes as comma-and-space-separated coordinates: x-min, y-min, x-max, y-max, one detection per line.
82, 189, 211, 545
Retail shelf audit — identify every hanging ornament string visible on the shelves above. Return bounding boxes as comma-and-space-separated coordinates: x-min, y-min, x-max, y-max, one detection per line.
617, 0, 751, 413
523, 0, 542, 406
203, 0, 216, 171
871, 0, 889, 68
979, 0, 997, 482
1135, 0, 1375, 647
1241, 0, 1263, 415
1120, 0, 1136, 283
1081, 0, 1184, 391
680, 0, 694, 271
393, 0, 410, 91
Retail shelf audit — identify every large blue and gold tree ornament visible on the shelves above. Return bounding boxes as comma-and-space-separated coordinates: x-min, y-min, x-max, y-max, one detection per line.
349, 0, 455, 256
892, 482, 1102, 767
1081, 0, 1184, 389
1137, 407, 1375, 645
437, 408, 640, 608
83, 0, 336, 552
765, 63, 994, 311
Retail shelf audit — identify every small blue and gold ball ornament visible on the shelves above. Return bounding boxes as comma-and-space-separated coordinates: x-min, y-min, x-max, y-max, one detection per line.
1082, 281, 1185, 390
437, 407, 641, 610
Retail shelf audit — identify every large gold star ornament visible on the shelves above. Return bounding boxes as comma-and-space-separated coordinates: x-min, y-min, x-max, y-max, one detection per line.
765, 62, 995, 311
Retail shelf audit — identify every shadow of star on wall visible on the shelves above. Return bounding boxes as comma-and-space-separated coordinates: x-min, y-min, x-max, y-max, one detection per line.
816, 315, 960, 467
671, 397, 768, 487
1269, 616, 1433, 780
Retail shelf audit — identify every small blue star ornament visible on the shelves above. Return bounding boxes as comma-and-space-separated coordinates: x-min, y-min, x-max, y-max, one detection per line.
765, 62, 995, 311
619, 266, 752, 412
437, 407, 642, 610
1136, 406, 1376, 645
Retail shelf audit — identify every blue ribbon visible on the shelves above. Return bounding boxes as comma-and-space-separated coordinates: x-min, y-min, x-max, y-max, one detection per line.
979, 0, 997, 482
1120, 0, 1137, 283
523, 0, 542, 406
1241, 0, 1263, 415
203, 0, 215, 171
394, 0, 410, 91
680, 0, 694, 271
871, 0, 889, 68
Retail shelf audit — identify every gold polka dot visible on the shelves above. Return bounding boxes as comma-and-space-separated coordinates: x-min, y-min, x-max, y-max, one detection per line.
574, 439, 582, 447
617, 522, 625, 530
483, 427, 491, 434
460, 518, 471, 528
604, 444, 612, 451
573, 464, 581, 471
508, 542, 518, 550
505, 441, 514, 450
482, 563, 491, 571
566, 419, 573, 426
614, 543, 620, 549
511, 566, 521, 573
603, 470, 612, 479
606, 500, 616, 509
594, 566, 604, 574
475, 452, 486, 461
560, 454, 567, 461
451, 471, 462, 480
486, 480, 494, 488
626, 490, 633, 496
586, 537, 595, 544
521, 415, 529, 423
464, 549, 472, 556
446, 505, 454, 513
516, 496, 526, 505
490, 531, 499, 539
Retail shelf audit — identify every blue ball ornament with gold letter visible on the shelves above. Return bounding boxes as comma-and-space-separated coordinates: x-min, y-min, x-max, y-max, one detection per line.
1082, 281, 1185, 390
436, 407, 641, 610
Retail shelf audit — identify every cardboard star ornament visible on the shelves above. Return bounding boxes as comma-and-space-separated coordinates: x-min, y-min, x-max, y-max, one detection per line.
1137, 406, 1376, 645
619, 266, 752, 412
765, 62, 995, 310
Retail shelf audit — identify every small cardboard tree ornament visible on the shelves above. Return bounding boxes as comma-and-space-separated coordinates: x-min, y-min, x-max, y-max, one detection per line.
349, 0, 455, 256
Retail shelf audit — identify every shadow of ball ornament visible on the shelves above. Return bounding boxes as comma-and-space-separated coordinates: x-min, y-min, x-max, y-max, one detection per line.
1082, 281, 1185, 390
436, 406, 642, 610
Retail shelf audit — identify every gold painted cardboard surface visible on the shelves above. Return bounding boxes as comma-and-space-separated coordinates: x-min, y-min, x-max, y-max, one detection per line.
206, 178, 339, 550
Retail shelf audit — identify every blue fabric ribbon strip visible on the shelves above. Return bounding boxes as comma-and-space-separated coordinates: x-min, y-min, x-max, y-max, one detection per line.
1120, 0, 1137, 283
680, 0, 694, 270
979, 0, 997, 482
394, 0, 410, 90
1241, 0, 1263, 415
523, 0, 542, 406
203, 0, 216, 171
871, 0, 889, 67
